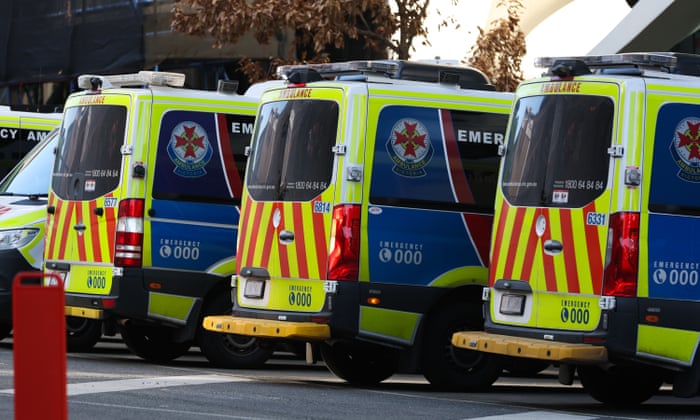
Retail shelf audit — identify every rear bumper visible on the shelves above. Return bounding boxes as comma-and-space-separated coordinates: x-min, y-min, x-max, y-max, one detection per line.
65, 305, 104, 320
452, 331, 608, 363
203, 315, 330, 340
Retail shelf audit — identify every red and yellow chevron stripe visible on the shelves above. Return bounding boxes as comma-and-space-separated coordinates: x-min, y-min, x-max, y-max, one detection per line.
490, 201, 606, 295
45, 192, 118, 263
237, 194, 332, 280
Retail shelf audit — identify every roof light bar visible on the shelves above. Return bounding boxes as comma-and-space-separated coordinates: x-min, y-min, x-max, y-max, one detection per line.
276, 60, 492, 90
536, 53, 676, 69
277, 61, 400, 78
534, 52, 700, 76
77, 71, 186, 90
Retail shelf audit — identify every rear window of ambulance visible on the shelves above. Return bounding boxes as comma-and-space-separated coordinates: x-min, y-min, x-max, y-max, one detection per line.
52, 105, 125, 200
246, 100, 339, 202
500, 95, 614, 207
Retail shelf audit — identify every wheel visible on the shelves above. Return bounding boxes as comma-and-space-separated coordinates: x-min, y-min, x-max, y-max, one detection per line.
0, 323, 11, 341
66, 317, 102, 352
578, 364, 663, 405
420, 302, 503, 390
118, 322, 191, 363
502, 357, 550, 376
320, 340, 397, 385
198, 292, 274, 368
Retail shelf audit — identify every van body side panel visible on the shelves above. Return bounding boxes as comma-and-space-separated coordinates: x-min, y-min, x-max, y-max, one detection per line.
640, 86, 700, 364
147, 108, 255, 273
358, 92, 508, 342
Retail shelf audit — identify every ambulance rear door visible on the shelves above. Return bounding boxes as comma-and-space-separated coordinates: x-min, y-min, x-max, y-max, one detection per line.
236, 85, 344, 314
45, 92, 132, 296
489, 80, 618, 333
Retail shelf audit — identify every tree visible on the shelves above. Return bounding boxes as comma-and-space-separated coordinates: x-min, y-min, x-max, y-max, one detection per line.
466, 0, 526, 92
171, 0, 458, 81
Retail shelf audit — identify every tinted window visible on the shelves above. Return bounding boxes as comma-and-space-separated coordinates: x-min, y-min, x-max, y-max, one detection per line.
52, 105, 125, 200
153, 111, 255, 204
501, 95, 613, 207
246, 100, 338, 201
0, 129, 58, 195
370, 106, 506, 213
649, 103, 700, 215
0, 122, 56, 179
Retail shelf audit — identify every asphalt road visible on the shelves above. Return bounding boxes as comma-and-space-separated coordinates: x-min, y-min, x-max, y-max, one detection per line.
0, 336, 698, 419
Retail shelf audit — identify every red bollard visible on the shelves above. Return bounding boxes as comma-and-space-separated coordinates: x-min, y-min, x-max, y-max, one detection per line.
12, 271, 67, 420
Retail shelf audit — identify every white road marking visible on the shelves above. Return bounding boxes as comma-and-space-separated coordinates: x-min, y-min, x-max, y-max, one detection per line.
0, 374, 250, 396
469, 412, 597, 420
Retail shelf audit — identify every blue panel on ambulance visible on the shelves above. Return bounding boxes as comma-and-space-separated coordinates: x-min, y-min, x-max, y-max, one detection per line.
366, 206, 483, 286
648, 103, 700, 300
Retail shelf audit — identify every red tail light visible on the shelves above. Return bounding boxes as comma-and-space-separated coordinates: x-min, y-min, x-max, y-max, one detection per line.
602, 212, 639, 297
327, 204, 361, 281
114, 199, 144, 267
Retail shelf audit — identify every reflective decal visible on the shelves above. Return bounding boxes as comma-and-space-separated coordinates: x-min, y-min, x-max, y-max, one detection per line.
670, 117, 700, 182
386, 118, 433, 177
167, 121, 213, 177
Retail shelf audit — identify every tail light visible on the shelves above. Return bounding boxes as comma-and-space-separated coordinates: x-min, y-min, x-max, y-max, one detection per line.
327, 204, 361, 281
114, 199, 144, 267
602, 212, 639, 297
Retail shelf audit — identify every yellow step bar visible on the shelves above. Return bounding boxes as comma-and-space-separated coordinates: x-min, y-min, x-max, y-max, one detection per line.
452, 331, 608, 363
203, 315, 331, 340
65, 306, 104, 320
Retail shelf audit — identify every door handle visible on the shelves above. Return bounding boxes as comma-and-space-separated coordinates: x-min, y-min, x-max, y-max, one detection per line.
279, 230, 294, 244
543, 239, 563, 255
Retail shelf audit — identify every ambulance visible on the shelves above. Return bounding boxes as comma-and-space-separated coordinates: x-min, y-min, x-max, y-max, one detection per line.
44, 71, 278, 366
202, 60, 513, 389
0, 128, 59, 340
0, 106, 61, 178
452, 52, 700, 404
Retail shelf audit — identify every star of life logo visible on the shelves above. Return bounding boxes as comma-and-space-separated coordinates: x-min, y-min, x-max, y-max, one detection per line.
167, 121, 213, 177
386, 118, 433, 177
670, 117, 700, 182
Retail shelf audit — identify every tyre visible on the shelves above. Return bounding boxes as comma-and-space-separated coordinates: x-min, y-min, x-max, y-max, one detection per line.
119, 322, 191, 363
502, 357, 550, 376
420, 302, 503, 390
66, 317, 102, 352
0, 323, 11, 341
198, 292, 273, 368
578, 364, 663, 405
320, 340, 397, 386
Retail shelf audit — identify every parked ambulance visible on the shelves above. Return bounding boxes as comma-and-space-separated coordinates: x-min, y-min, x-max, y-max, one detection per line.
203, 60, 513, 389
0, 128, 59, 339
453, 52, 700, 404
0, 106, 61, 178
44, 71, 278, 366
